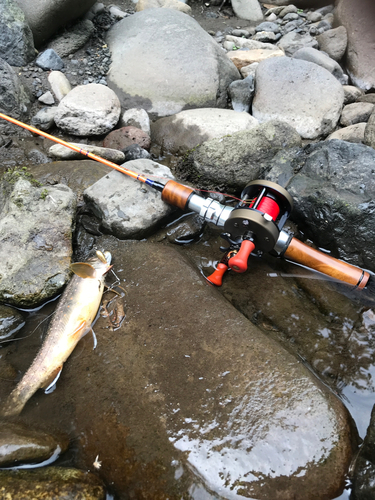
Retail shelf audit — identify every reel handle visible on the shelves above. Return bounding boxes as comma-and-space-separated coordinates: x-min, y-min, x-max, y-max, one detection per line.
228, 240, 256, 273
206, 263, 228, 286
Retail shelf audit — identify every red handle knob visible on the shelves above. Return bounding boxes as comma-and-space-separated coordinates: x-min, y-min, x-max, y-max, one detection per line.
206, 263, 228, 286
228, 240, 255, 273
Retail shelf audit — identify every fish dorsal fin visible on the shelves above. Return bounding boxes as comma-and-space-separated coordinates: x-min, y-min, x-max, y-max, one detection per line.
70, 262, 97, 279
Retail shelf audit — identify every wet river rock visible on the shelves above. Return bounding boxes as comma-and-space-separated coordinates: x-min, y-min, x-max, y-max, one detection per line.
352, 404, 375, 499
0, 177, 76, 307
83, 159, 176, 239
0, 466, 106, 499
27, 159, 112, 200
0, 422, 68, 467
264, 139, 375, 272
16, 237, 356, 500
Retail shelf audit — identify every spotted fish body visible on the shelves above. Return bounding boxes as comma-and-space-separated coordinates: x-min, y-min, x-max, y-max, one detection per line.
1, 251, 112, 418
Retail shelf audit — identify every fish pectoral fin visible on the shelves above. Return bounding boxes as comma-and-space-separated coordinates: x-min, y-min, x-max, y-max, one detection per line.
70, 262, 97, 279
91, 328, 97, 350
42, 365, 63, 393
68, 320, 88, 339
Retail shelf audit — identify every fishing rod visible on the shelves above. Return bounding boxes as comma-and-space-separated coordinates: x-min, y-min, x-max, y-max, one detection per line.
0, 112, 371, 289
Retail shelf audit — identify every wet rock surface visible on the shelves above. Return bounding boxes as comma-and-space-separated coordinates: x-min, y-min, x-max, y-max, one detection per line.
352, 404, 375, 499
2, 238, 356, 500
0, 466, 106, 499
0, 174, 76, 307
0, 305, 25, 342
264, 140, 375, 271
83, 159, 176, 239
0, 59, 31, 135
27, 160, 112, 201
0, 422, 68, 467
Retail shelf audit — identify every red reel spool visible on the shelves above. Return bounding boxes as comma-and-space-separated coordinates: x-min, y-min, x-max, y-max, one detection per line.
225, 181, 293, 273
256, 196, 280, 222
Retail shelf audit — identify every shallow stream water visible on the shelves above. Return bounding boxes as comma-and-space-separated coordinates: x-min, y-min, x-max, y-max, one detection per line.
1, 215, 375, 499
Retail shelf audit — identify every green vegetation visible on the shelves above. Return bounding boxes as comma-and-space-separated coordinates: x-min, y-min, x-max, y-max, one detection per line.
40, 188, 48, 200
1, 166, 42, 187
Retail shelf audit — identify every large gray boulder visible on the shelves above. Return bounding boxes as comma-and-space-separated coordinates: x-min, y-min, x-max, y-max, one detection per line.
335, 0, 375, 91
14, 0, 97, 48
13, 237, 356, 500
106, 9, 240, 119
0, 0, 35, 66
0, 177, 76, 307
252, 57, 344, 139
151, 108, 259, 156
176, 120, 301, 192
265, 139, 375, 271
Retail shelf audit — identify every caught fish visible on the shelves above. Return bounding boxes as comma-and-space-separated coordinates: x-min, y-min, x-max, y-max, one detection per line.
1, 250, 112, 418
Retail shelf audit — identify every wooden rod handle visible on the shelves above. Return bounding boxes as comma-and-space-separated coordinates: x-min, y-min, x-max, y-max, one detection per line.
284, 238, 370, 289
161, 180, 195, 211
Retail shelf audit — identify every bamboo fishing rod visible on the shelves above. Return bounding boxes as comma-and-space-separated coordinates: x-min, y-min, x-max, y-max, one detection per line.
0, 111, 371, 289
0, 112, 166, 192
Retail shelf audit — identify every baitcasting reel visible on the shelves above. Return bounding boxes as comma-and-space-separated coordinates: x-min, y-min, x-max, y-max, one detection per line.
220, 180, 293, 272
161, 178, 370, 289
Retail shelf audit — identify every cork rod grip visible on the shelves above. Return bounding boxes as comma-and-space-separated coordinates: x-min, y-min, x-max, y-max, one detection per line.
284, 238, 370, 289
161, 180, 195, 211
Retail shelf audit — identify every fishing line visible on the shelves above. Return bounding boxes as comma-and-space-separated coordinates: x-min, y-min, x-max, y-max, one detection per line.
0, 312, 54, 345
